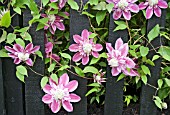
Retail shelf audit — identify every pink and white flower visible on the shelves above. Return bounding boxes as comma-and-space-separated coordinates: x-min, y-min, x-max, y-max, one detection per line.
42, 73, 81, 113
5, 43, 40, 66
93, 70, 106, 84
45, 42, 60, 62
139, 0, 168, 19
106, 38, 138, 76
50, 0, 67, 9
69, 29, 103, 65
41, 13, 69, 34
107, 0, 139, 20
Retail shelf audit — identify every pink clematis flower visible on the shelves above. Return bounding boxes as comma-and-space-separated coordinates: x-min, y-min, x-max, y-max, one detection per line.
41, 13, 69, 34
45, 42, 60, 62
5, 43, 40, 66
107, 0, 139, 20
139, 0, 168, 19
50, 0, 67, 9
106, 38, 138, 76
42, 73, 81, 113
69, 29, 103, 65
93, 70, 106, 84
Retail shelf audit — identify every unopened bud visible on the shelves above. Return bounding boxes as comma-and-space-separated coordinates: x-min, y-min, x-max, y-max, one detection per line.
161, 102, 168, 109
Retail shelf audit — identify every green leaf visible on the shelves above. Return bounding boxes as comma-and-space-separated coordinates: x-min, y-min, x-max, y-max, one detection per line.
15, 38, 25, 47
85, 88, 98, 96
106, 3, 114, 13
90, 52, 107, 65
60, 53, 71, 60
51, 74, 58, 84
27, 0, 39, 15
148, 24, 160, 42
16, 71, 25, 83
92, 2, 106, 10
42, 0, 49, 6
141, 75, 147, 85
158, 79, 163, 88
58, 65, 70, 71
16, 65, 28, 76
114, 21, 127, 31
89, 33, 97, 38
141, 65, 151, 76
20, 32, 32, 42
88, 0, 98, 5
7, 33, 16, 44
158, 46, 170, 61
74, 66, 85, 77
13, 7, 21, 15
0, 49, 9, 57
152, 55, 160, 61
35, 51, 43, 59
40, 76, 48, 89
164, 78, 170, 86
0, 11, 11, 28
67, 0, 79, 10
96, 11, 106, 26
117, 73, 125, 82
140, 46, 149, 57
87, 83, 100, 87
0, 30, 7, 43
83, 66, 99, 74
48, 2, 58, 9
48, 63, 56, 72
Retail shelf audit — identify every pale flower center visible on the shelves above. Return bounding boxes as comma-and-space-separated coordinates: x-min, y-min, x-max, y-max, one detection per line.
109, 57, 119, 67
118, 0, 129, 9
18, 53, 29, 61
83, 43, 93, 54
95, 75, 101, 81
148, 0, 158, 6
48, 15, 56, 23
53, 89, 65, 100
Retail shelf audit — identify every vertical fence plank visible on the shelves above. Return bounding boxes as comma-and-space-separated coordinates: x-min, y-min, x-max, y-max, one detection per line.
23, 0, 45, 115
2, 10, 24, 115
69, 0, 89, 115
104, 15, 128, 115
140, 8, 167, 115
0, 45, 5, 115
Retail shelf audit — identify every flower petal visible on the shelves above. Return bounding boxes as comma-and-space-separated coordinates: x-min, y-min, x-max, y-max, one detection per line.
56, 22, 65, 31
123, 69, 139, 76
154, 6, 162, 17
81, 29, 89, 40
69, 93, 81, 102
111, 67, 120, 76
59, 0, 67, 9
42, 94, 53, 104
125, 57, 136, 68
69, 44, 79, 52
72, 52, 82, 62
14, 58, 21, 64
25, 43, 33, 52
113, 9, 122, 20
9, 53, 18, 58
106, 43, 114, 54
92, 51, 99, 58
139, 2, 148, 10
146, 6, 153, 19
43, 84, 52, 94
13, 44, 23, 52
128, 4, 139, 13
45, 42, 53, 53
73, 35, 82, 43
5, 46, 16, 53
51, 100, 61, 113
123, 11, 131, 20
62, 101, 73, 112
93, 44, 103, 51
119, 43, 128, 57
26, 58, 33, 66
158, 0, 168, 9
59, 73, 69, 86
115, 38, 123, 50
65, 80, 78, 92
30, 46, 40, 54
51, 54, 60, 62
82, 56, 89, 65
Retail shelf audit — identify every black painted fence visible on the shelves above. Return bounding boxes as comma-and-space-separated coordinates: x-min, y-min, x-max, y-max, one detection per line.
0, 0, 169, 115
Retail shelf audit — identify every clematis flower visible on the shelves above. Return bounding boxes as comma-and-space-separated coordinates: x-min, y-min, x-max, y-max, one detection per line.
5, 43, 40, 66
139, 0, 168, 19
42, 73, 81, 113
45, 42, 60, 62
93, 70, 106, 84
69, 29, 103, 65
50, 0, 67, 9
106, 0, 139, 20
106, 38, 138, 76
41, 13, 69, 34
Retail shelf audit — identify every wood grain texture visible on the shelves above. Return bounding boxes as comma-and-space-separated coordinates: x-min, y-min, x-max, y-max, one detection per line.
140, 8, 167, 115
104, 15, 128, 115
23, 0, 45, 115
68, 0, 89, 115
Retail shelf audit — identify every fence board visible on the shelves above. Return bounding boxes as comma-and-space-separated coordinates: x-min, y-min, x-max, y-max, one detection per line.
104, 15, 128, 115
23, 0, 45, 115
140, 9, 167, 115
0, 45, 5, 115
2, 10, 24, 115
68, 0, 89, 115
